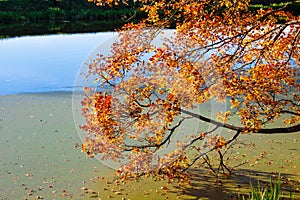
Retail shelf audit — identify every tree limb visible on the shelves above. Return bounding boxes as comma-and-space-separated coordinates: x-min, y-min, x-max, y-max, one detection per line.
181, 109, 300, 134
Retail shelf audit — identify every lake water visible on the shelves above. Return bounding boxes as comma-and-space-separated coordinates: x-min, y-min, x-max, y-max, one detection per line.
1, 32, 299, 199
0, 32, 116, 95
0, 31, 183, 200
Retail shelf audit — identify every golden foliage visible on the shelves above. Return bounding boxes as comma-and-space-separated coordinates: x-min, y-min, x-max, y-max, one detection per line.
81, 0, 300, 182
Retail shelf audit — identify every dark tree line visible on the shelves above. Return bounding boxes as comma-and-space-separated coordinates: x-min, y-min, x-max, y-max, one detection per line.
0, 0, 298, 23
0, 0, 142, 22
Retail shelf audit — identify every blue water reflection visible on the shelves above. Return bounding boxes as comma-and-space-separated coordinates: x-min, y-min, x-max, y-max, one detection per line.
0, 32, 115, 95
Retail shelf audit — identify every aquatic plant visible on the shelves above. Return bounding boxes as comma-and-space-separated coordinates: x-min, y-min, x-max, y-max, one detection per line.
239, 176, 295, 200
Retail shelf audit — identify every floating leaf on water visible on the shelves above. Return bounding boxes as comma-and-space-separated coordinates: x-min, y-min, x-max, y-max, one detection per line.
81, 187, 88, 190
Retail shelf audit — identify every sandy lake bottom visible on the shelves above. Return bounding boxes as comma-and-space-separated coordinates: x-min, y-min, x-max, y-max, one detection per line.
0, 93, 299, 200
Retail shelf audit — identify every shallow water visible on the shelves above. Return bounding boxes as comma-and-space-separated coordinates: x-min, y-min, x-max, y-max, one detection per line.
0, 93, 107, 199
0, 92, 299, 199
0, 93, 184, 199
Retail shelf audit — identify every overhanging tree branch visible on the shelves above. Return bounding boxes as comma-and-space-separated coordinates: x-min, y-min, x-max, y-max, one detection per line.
181, 109, 300, 134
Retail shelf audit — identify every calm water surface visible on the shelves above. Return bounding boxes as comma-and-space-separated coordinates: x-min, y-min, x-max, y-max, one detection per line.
0, 32, 115, 95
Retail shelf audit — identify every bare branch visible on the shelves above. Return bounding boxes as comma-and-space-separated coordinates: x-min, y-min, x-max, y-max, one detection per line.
181, 109, 300, 134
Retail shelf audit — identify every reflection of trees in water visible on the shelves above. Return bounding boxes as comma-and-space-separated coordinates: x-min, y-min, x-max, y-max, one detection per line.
0, 21, 124, 38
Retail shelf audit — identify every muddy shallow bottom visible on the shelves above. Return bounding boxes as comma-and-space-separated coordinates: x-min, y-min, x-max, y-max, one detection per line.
0, 92, 299, 199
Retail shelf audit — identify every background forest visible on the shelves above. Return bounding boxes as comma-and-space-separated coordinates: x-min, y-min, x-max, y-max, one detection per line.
0, 0, 299, 23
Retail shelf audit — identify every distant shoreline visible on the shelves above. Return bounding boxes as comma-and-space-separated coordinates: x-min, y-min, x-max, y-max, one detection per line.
0, 20, 126, 38
1, 1, 299, 38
